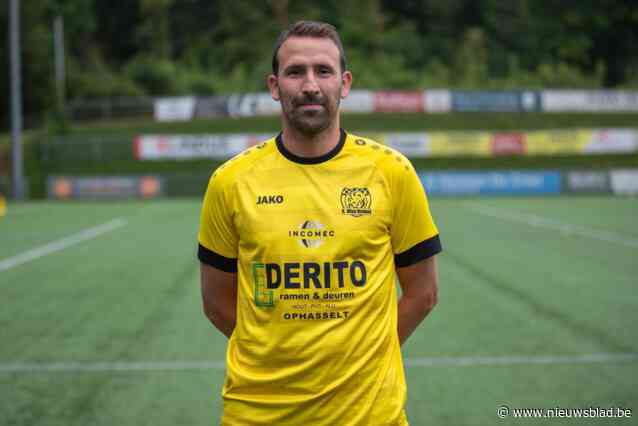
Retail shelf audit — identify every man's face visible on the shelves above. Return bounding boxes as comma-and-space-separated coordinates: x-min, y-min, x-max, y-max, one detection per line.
268, 36, 352, 136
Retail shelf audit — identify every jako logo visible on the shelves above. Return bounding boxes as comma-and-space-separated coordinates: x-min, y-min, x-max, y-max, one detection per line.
257, 195, 284, 205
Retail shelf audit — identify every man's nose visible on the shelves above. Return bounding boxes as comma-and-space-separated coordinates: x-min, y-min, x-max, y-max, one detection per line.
302, 71, 320, 94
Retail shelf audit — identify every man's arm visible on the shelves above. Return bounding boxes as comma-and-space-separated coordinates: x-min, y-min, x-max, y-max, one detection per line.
396, 255, 438, 346
200, 262, 237, 338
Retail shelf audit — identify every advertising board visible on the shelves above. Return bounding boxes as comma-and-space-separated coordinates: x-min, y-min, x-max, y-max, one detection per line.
48, 176, 164, 200
419, 171, 562, 195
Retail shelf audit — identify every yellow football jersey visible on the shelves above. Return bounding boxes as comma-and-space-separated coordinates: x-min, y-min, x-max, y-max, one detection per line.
198, 130, 441, 425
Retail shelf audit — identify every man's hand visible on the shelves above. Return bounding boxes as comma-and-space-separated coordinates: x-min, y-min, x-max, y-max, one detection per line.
200, 262, 237, 338
396, 255, 438, 345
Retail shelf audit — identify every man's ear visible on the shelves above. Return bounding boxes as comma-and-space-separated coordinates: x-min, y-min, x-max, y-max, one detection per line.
267, 74, 280, 101
341, 71, 352, 99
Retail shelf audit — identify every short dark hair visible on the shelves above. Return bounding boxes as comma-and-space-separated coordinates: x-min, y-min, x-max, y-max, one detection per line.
271, 20, 347, 76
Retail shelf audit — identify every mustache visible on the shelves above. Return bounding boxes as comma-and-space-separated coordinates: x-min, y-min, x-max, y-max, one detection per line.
293, 94, 326, 107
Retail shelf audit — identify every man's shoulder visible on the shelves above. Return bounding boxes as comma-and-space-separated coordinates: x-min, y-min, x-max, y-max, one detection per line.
345, 132, 414, 176
208, 136, 278, 187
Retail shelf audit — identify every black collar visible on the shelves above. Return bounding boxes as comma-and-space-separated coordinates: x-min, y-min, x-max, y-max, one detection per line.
276, 128, 346, 165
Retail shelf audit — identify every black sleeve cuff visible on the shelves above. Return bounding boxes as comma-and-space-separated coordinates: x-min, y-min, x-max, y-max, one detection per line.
394, 235, 442, 268
198, 243, 238, 273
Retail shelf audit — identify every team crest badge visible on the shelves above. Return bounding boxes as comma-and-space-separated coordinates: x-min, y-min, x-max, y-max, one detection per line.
341, 188, 372, 217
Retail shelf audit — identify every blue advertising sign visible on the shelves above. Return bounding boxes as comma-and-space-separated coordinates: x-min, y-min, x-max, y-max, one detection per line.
419, 171, 562, 195
451, 91, 539, 112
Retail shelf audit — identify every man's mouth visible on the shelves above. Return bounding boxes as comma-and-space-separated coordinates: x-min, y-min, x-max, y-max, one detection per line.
297, 102, 325, 111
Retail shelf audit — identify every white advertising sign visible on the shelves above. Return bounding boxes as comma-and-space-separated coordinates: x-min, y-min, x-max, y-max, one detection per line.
153, 97, 196, 122
383, 133, 430, 157
134, 134, 272, 160
423, 90, 452, 113
255, 93, 280, 116
585, 129, 638, 154
542, 90, 638, 112
341, 90, 374, 113
610, 169, 638, 195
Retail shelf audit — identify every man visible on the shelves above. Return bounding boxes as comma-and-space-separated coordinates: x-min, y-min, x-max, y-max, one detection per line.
198, 20, 441, 425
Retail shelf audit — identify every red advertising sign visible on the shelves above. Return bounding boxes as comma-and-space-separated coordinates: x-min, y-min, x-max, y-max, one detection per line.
373, 91, 423, 113
491, 133, 526, 156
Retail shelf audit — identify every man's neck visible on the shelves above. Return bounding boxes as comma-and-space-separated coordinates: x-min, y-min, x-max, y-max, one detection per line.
280, 122, 341, 158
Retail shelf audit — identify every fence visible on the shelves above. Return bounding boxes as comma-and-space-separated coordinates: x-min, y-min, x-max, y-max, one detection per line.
65, 97, 155, 121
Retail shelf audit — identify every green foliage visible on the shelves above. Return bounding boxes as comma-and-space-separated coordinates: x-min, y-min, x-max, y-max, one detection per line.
2, 0, 638, 129
177, 68, 218, 96
620, 66, 638, 89
124, 56, 181, 95
137, 0, 175, 59
535, 61, 605, 88
452, 27, 490, 88
66, 51, 145, 98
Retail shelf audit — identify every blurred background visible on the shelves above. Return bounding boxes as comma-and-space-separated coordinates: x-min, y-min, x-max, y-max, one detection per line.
1, 1, 637, 425
1, 0, 638, 198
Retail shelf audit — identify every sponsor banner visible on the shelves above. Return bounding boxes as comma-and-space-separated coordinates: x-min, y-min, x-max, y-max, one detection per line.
227, 91, 373, 116
228, 93, 280, 117
48, 176, 164, 200
226, 93, 270, 117
491, 132, 527, 156
526, 130, 592, 155
225, 93, 281, 117
423, 90, 452, 113
341, 90, 374, 113
153, 97, 196, 122
194, 95, 229, 119
541, 90, 638, 112
134, 134, 272, 160
451, 91, 529, 112
564, 171, 611, 193
610, 169, 638, 195
254, 93, 281, 116
381, 133, 430, 157
584, 129, 638, 154
419, 171, 562, 195
394, 129, 637, 157
373, 91, 423, 113
134, 128, 638, 161
428, 132, 491, 157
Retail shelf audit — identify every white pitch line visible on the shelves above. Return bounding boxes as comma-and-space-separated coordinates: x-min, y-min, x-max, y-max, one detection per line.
0, 218, 127, 272
0, 361, 226, 373
1, 353, 636, 373
404, 353, 638, 367
465, 203, 638, 249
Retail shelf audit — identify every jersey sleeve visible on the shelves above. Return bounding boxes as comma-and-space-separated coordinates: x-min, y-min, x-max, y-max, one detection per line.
197, 171, 239, 272
390, 162, 442, 268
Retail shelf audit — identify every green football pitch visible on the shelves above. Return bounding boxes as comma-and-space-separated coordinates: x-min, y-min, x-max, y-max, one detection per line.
1, 196, 636, 425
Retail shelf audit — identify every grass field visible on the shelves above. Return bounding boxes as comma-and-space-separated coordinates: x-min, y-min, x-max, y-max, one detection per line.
1, 196, 636, 425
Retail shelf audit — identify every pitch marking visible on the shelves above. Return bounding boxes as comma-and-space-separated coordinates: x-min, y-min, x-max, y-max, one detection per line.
1, 353, 636, 373
465, 203, 638, 249
0, 218, 127, 272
